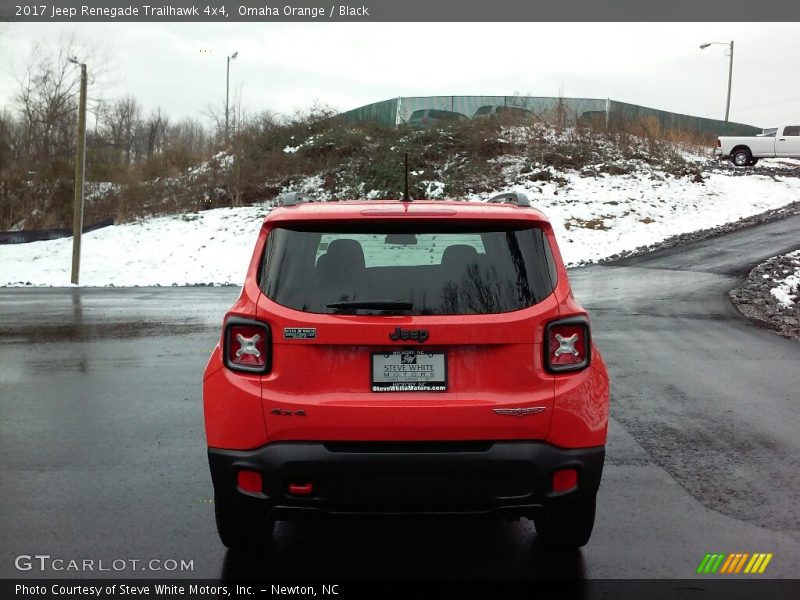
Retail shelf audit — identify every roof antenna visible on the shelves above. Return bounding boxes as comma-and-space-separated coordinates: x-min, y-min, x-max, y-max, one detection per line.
402, 152, 412, 202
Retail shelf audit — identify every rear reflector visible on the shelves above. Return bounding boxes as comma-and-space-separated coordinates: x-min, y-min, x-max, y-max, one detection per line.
545, 317, 591, 373
237, 470, 263, 493
288, 483, 313, 496
552, 468, 578, 492
224, 317, 271, 373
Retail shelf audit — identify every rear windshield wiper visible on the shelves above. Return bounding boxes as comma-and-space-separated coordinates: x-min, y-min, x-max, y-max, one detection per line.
326, 300, 414, 311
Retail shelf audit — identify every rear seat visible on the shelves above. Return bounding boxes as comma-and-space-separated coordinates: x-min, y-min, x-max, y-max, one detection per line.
316, 241, 483, 307
440, 245, 480, 284
315, 239, 370, 303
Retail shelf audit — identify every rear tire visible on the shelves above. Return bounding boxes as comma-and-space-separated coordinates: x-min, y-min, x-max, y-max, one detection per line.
215, 495, 274, 552
534, 497, 596, 549
731, 148, 752, 167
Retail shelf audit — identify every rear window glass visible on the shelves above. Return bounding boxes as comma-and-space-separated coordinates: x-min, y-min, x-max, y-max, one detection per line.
260, 225, 557, 315
784, 126, 800, 136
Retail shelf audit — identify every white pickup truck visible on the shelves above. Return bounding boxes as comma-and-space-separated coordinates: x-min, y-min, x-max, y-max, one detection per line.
715, 125, 800, 166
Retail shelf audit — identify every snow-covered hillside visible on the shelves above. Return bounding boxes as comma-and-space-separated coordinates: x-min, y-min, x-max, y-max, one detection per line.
1, 157, 799, 287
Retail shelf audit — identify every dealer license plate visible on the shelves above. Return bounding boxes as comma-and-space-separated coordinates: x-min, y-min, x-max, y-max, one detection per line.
371, 350, 447, 392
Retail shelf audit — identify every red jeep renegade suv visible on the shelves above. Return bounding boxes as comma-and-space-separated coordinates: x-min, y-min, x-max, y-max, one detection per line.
203, 191, 610, 551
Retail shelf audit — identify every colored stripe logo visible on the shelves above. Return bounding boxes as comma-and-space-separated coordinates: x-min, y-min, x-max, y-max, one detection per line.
697, 553, 773, 574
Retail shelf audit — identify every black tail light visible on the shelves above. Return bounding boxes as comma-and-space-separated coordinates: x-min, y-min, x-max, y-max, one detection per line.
223, 317, 272, 374
544, 317, 591, 373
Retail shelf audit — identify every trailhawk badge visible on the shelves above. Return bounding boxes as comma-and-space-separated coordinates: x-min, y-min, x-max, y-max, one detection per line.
493, 407, 547, 417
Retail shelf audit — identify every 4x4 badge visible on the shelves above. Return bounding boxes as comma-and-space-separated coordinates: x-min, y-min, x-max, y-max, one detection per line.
493, 407, 546, 417
271, 408, 306, 417
389, 327, 429, 343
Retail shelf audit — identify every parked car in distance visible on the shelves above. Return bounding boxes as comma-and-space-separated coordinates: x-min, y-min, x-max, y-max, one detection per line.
473, 105, 533, 119
715, 124, 800, 166
406, 108, 468, 129
203, 191, 610, 552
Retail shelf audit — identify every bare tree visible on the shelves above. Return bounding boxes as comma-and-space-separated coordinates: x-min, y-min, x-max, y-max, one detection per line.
0, 108, 22, 171
144, 108, 165, 159
13, 34, 111, 165
99, 95, 142, 165
202, 101, 226, 142
16, 42, 80, 162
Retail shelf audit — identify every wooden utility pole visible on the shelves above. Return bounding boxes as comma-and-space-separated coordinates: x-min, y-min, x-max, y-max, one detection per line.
71, 62, 88, 285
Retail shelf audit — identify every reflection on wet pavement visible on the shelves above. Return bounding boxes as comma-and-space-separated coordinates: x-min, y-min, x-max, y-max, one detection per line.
219, 519, 587, 580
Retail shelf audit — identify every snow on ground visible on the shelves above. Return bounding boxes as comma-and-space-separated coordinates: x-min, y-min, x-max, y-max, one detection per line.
480, 167, 800, 266
759, 157, 800, 169
769, 250, 800, 307
1, 169, 800, 287
729, 249, 800, 340
185, 150, 233, 179
0, 206, 267, 287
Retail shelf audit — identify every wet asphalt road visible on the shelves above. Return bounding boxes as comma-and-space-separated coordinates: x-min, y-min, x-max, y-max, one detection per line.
1, 214, 799, 581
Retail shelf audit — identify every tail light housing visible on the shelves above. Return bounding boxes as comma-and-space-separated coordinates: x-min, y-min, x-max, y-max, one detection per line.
716, 138, 721, 147
544, 317, 591, 373
223, 316, 271, 373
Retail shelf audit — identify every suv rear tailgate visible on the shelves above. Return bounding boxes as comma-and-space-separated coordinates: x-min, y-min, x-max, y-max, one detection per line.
258, 305, 557, 441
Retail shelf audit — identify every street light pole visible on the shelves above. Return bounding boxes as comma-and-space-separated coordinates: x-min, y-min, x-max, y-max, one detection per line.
69, 58, 88, 285
225, 51, 238, 142
725, 40, 734, 122
700, 41, 734, 122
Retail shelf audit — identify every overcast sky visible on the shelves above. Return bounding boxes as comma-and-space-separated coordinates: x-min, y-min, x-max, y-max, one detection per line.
1, 22, 798, 128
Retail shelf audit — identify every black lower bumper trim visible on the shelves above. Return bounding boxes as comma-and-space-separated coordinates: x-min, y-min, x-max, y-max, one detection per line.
208, 441, 604, 519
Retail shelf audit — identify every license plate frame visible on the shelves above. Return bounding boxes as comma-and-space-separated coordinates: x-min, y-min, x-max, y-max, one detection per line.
371, 350, 448, 392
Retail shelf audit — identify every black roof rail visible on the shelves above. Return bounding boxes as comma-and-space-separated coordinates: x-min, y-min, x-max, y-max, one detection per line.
487, 191, 531, 207
279, 192, 317, 207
